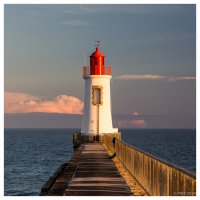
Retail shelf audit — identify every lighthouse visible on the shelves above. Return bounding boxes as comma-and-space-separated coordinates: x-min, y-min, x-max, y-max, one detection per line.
81, 45, 118, 137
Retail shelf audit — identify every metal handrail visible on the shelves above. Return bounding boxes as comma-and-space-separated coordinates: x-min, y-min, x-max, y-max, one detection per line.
83, 66, 112, 77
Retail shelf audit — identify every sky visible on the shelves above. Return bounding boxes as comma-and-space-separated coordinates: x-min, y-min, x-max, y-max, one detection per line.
4, 4, 196, 128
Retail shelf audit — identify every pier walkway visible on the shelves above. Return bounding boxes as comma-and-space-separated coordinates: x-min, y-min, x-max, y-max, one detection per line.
41, 133, 196, 196
65, 143, 132, 196
41, 143, 134, 196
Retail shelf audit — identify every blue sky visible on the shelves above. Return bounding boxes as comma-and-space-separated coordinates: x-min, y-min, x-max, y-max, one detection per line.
4, 4, 196, 128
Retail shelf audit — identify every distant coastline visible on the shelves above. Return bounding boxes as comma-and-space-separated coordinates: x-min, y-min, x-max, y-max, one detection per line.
4, 112, 195, 129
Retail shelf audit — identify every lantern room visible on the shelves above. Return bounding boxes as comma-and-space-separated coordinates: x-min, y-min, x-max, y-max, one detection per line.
90, 47, 105, 75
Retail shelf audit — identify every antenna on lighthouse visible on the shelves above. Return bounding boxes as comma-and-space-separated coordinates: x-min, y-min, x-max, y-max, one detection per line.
95, 41, 100, 48
84, 54, 87, 66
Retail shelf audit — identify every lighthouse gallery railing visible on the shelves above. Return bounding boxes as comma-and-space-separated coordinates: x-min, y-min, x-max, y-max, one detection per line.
103, 134, 196, 196
83, 66, 112, 78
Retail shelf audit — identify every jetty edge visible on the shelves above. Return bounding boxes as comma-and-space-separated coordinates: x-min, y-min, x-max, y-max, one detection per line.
40, 132, 196, 196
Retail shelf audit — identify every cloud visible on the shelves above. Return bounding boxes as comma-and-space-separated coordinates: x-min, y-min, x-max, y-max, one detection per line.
60, 5, 194, 15
79, 5, 97, 13
24, 5, 194, 17
62, 5, 97, 14
116, 119, 147, 128
132, 112, 139, 116
115, 74, 196, 82
4, 92, 83, 114
115, 113, 148, 128
60, 20, 90, 26
130, 119, 147, 127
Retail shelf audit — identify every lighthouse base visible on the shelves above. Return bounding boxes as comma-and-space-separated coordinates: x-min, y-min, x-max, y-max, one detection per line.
81, 128, 118, 136
79, 131, 121, 143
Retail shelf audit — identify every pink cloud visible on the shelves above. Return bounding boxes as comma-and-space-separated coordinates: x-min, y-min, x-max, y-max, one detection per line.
132, 112, 139, 116
130, 119, 147, 127
115, 118, 148, 128
4, 92, 83, 114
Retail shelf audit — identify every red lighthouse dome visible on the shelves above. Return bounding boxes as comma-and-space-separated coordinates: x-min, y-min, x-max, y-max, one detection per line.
90, 47, 105, 75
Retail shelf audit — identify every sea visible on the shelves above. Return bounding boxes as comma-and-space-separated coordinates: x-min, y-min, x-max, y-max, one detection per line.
4, 128, 196, 196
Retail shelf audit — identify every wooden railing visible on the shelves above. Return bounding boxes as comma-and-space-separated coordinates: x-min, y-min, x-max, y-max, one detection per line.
103, 133, 121, 152
104, 134, 196, 196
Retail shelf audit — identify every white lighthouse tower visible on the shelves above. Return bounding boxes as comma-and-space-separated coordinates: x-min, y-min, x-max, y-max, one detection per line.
81, 45, 118, 137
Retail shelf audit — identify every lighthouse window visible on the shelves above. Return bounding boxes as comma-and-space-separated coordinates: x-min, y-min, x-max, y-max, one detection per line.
92, 86, 103, 105
94, 57, 98, 65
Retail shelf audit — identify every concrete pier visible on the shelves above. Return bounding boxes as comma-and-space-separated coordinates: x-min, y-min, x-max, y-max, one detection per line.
40, 133, 196, 196
65, 143, 132, 196
40, 143, 134, 196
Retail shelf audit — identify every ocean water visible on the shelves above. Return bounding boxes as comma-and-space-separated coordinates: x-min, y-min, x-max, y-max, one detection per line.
4, 128, 196, 196
121, 129, 196, 173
